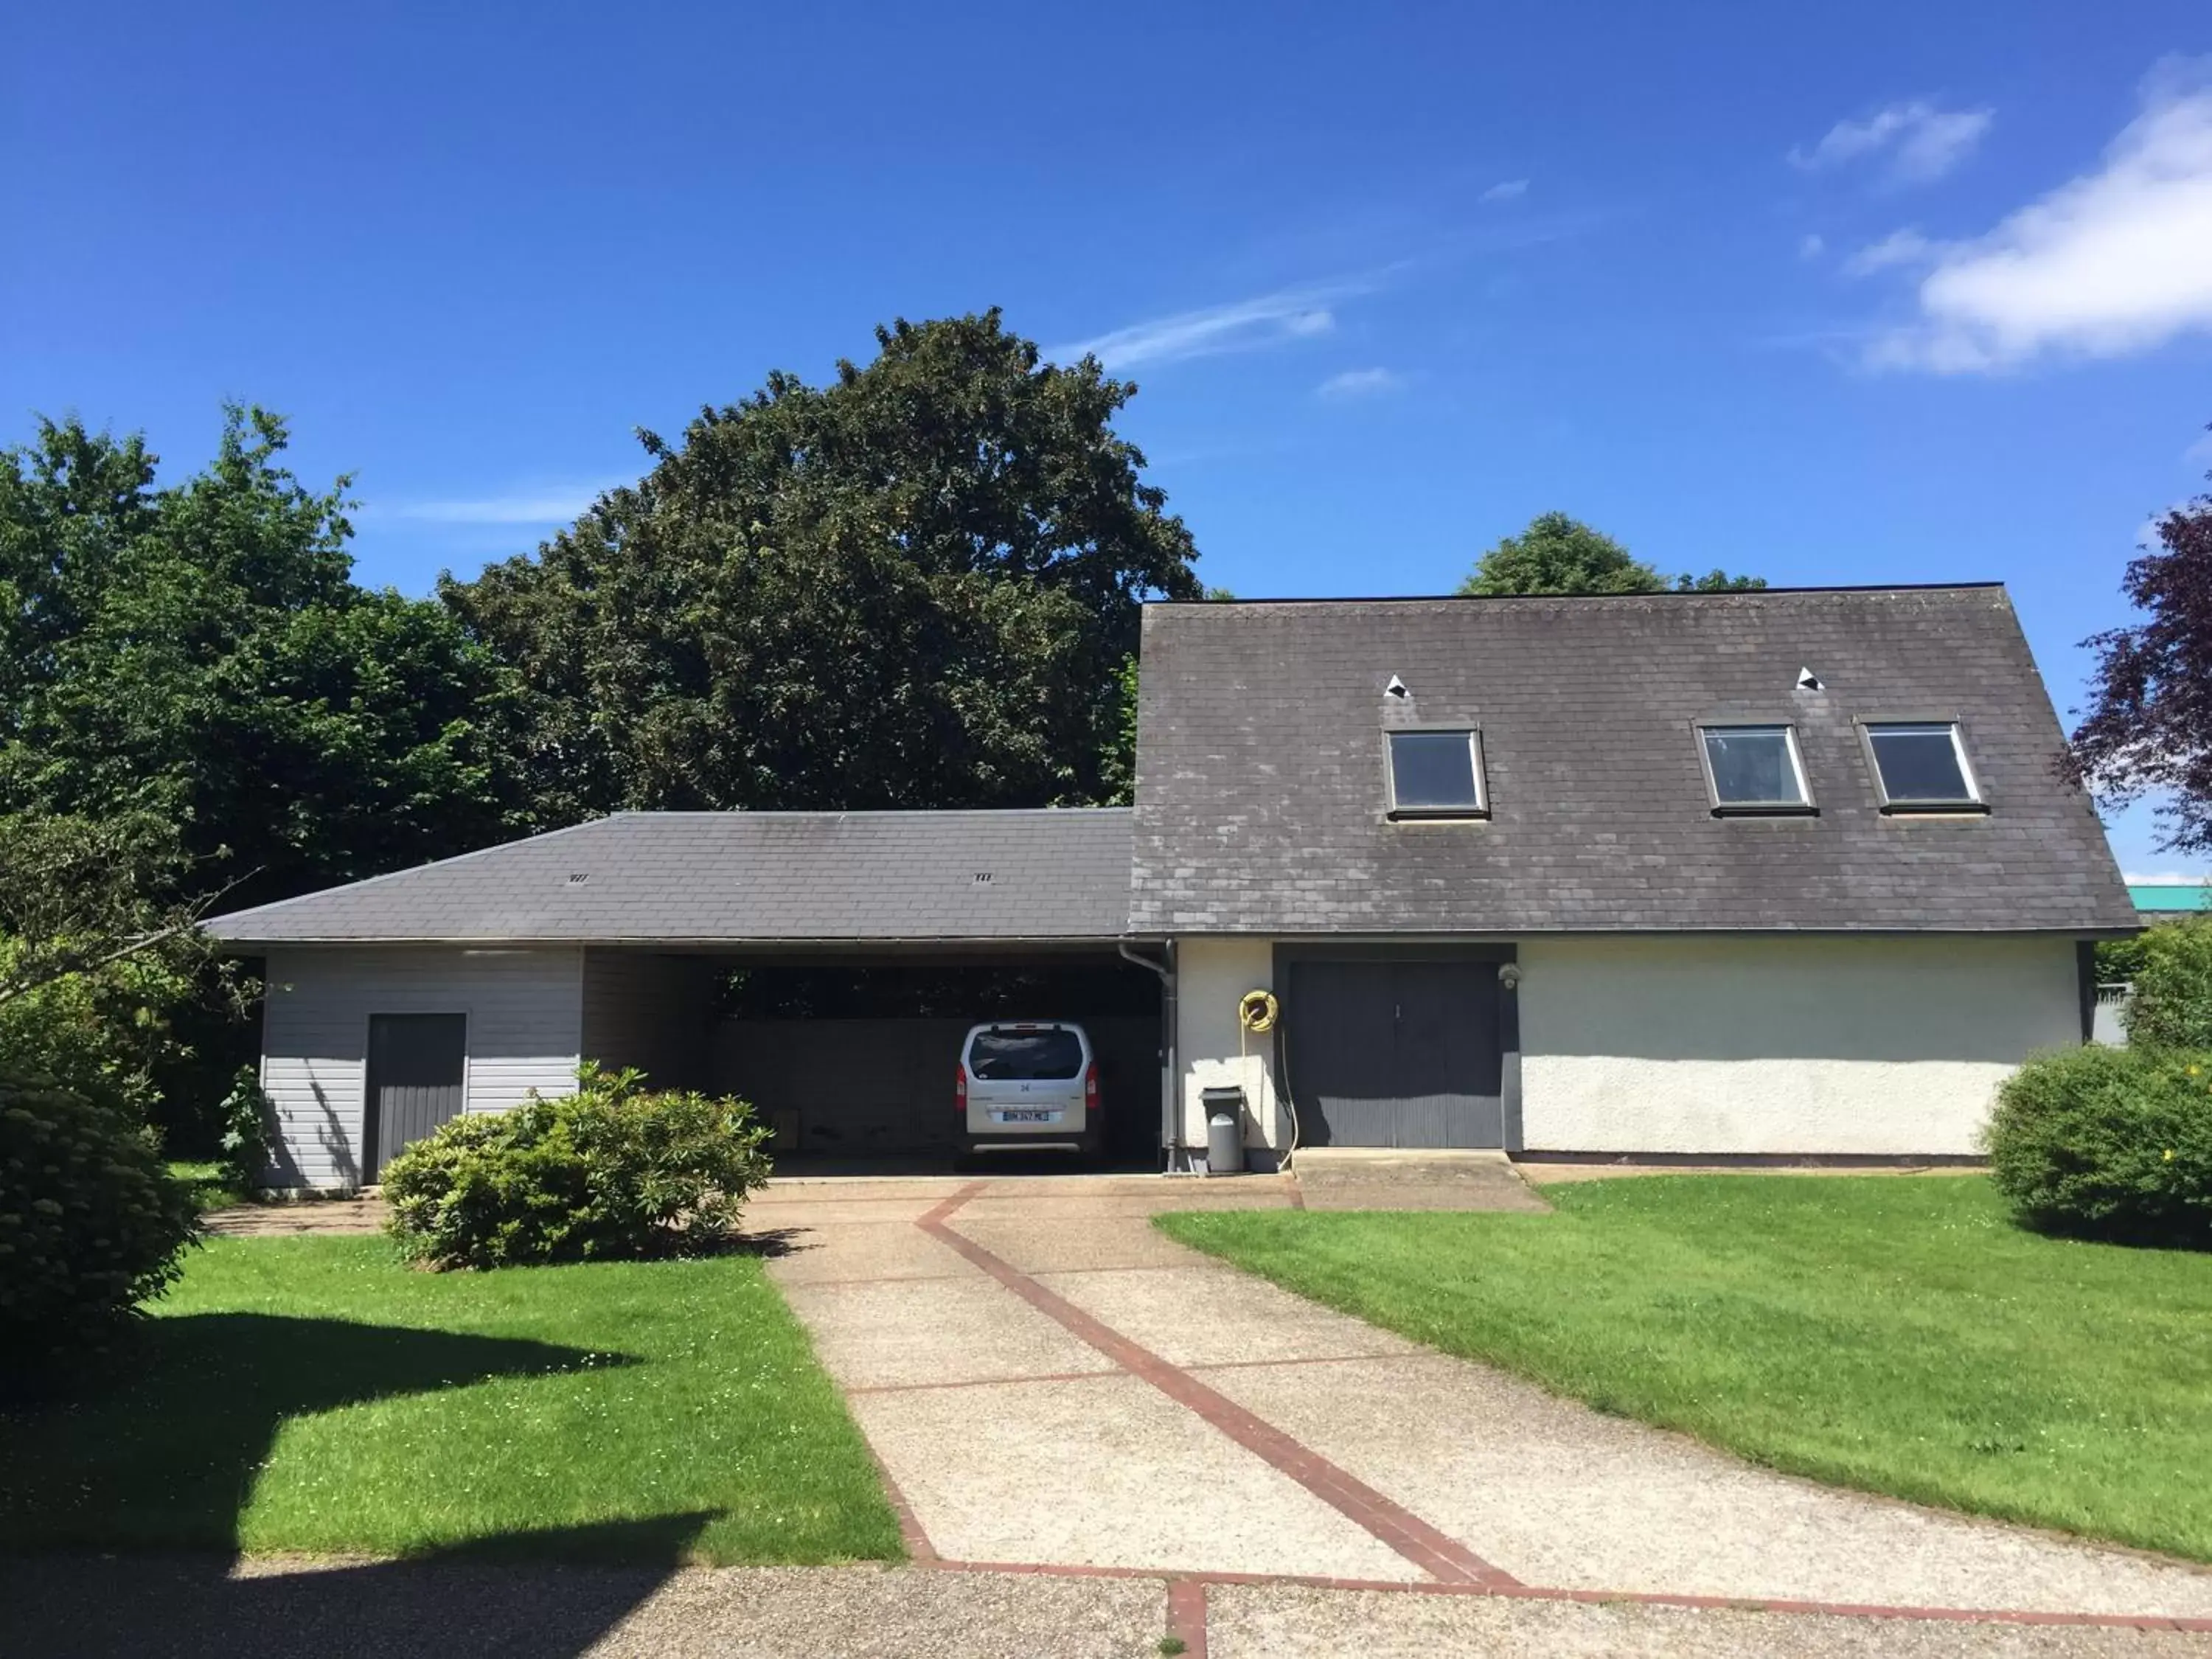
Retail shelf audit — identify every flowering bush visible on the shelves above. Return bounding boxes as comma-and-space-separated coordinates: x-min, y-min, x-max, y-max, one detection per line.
382, 1065, 772, 1270
1984, 1045, 2212, 1248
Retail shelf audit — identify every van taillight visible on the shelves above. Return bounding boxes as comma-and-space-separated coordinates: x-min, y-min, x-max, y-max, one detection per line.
956, 1065, 967, 1114
1085, 1062, 1099, 1112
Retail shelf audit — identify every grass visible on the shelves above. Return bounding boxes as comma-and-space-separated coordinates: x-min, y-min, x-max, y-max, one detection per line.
167, 1158, 250, 1213
0, 1237, 901, 1565
1158, 1175, 2212, 1562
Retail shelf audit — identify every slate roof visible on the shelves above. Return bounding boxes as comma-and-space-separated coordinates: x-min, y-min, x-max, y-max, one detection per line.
1127, 585, 2138, 936
204, 809, 1134, 945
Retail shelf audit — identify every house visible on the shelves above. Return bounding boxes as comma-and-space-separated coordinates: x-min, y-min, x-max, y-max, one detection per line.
205, 583, 2138, 1186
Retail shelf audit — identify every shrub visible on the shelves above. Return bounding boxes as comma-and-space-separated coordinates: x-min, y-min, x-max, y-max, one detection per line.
1984, 1045, 2212, 1248
213, 1065, 272, 1194
383, 1065, 772, 1270
0, 1068, 199, 1378
2124, 917, 2212, 1051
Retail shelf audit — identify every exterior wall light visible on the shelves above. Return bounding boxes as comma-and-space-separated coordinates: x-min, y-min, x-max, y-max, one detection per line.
1498, 962, 1523, 991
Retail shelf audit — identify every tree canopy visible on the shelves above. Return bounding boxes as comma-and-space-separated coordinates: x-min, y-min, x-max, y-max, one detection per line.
2073, 476, 2212, 855
0, 408, 512, 914
441, 310, 1200, 818
1458, 512, 1764, 597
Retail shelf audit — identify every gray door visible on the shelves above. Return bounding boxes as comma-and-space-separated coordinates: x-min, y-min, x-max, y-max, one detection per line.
364, 1014, 467, 1178
1284, 959, 1503, 1148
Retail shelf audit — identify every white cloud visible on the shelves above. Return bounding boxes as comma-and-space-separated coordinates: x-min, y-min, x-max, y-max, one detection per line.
1315, 367, 1409, 400
1798, 232, 1826, 260
1863, 58, 2212, 372
1481, 178, 1529, 202
1843, 227, 1941, 276
392, 482, 618, 524
1046, 282, 1369, 369
1790, 100, 1993, 184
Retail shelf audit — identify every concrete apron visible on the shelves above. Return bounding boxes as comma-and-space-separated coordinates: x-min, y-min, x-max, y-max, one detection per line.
751, 1172, 2212, 1630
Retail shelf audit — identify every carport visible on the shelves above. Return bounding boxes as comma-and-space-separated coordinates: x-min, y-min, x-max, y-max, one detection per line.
581, 942, 1166, 1168
206, 807, 1173, 1183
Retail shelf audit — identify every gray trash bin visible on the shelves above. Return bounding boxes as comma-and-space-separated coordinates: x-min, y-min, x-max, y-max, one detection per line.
1201, 1085, 1245, 1177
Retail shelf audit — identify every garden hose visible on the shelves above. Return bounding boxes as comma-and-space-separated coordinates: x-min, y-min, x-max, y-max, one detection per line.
1237, 989, 1298, 1173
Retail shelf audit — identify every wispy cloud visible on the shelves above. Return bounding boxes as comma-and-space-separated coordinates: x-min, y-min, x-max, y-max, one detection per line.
1315, 367, 1410, 400
1480, 178, 1529, 203
1842, 227, 1941, 276
1798, 232, 1826, 260
1046, 279, 1374, 369
2185, 430, 2212, 467
1860, 58, 2212, 372
390, 482, 619, 524
1790, 99, 1993, 185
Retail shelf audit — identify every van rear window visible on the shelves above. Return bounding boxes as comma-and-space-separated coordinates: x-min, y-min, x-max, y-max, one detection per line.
967, 1029, 1082, 1080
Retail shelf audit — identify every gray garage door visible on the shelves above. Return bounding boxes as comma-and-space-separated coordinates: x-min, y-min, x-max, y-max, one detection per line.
1282, 959, 1503, 1148
364, 1013, 467, 1178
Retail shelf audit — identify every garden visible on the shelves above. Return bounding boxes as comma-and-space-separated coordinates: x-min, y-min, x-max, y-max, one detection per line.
1161, 919, 2212, 1562
1, 1062, 902, 1565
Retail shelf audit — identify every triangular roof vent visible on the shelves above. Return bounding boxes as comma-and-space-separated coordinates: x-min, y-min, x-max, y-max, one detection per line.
1384, 675, 1410, 700
1795, 667, 1824, 692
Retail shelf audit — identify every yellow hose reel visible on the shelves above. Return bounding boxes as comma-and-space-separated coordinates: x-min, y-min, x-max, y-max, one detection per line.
1237, 989, 1279, 1034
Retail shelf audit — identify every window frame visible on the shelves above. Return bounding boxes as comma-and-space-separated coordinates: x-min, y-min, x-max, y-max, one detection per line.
1383, 725, 1489, 820
1694, 721, 1817, 816
1857, 717, 1986, 813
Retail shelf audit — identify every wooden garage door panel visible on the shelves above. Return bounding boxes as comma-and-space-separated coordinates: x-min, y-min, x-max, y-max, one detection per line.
366, 1013, 467, 1179
1284, 959, 1503, 1149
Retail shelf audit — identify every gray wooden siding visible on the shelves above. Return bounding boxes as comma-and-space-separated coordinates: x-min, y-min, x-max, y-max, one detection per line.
260, 945, 585, 1189
580, 949, 717, 1091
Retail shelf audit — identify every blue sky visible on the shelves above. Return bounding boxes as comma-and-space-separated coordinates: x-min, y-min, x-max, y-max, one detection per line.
7, 2, 2211, 871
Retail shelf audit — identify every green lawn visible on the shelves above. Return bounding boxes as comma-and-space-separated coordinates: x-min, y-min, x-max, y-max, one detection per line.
0, 1237, 900, 1565
1158, 1175, 2212, 1562
167, 1158, 250, 1213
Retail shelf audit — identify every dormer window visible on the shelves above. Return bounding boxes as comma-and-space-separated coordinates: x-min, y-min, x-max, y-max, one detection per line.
1386, 728, 1486, 818
1862, 720, 1983, 811
1698, 724, 1813, 814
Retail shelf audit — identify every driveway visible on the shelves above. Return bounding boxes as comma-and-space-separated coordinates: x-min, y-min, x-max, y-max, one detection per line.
750, 1171, 2212, 1635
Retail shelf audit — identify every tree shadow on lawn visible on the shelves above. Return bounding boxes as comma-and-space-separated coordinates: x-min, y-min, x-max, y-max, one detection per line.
1, 1312, 720, 1657
0, 1514, 720, 1659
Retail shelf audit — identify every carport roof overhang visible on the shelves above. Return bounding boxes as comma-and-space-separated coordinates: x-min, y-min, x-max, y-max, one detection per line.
213, 934, 1158, 959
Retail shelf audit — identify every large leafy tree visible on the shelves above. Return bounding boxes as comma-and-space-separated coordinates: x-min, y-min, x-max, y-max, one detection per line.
0, 810, 217, 1122
0, 407, 512, 913
2073, 476, 2212, 855
442, 311, 1201, 818
1458, 511, 1763, 596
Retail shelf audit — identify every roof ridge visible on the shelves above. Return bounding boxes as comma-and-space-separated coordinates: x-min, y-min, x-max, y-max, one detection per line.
1147, 582, 2008, 608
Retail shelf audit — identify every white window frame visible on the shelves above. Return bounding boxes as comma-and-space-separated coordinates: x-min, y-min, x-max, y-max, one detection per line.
1695, 722, 1815, 815
1384, 726, 1489, 820
1858, 718, 1986, 813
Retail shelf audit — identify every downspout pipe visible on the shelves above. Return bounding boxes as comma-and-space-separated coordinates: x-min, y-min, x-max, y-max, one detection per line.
1118, 937, 1178, 1172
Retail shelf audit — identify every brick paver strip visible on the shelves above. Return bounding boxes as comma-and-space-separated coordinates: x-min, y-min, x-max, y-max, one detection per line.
925, 1559, 2212, 1633
1165, 1577, 1210, 1657
914, 1184, 1520, 1590
863, 1445, 938, 1564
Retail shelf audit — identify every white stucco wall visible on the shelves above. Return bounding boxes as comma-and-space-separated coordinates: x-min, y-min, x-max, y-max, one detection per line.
1175, 937, 1281, 1155
260, 945, 585, 1189
1517, 934, 2082, 1155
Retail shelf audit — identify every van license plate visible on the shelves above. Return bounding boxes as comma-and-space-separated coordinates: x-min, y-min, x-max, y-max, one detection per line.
995, 1110, 1059, 1124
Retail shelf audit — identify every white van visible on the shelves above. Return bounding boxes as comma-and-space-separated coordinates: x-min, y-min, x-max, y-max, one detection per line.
956, 1021, 1098, 1161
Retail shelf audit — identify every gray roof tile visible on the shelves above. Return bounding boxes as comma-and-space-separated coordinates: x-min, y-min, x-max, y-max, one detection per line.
1127, 585, 2136, 934
206, 809, 1133, 944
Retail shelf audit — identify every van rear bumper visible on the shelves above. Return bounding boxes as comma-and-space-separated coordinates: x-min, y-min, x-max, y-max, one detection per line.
966, 1133, 1096, 1157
